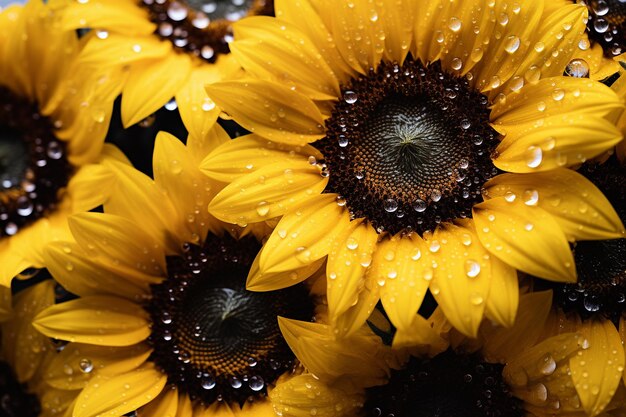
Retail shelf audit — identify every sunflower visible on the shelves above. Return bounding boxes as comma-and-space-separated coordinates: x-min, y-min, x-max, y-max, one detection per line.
1, 280, 81, 417
202, 0, 625, 339
53, 0, 275, 130
607, 62, 626, 163
0, 0, 120, 287
31, 121, 322, 417
271, 291, 615, 417
529, 160, 626, 417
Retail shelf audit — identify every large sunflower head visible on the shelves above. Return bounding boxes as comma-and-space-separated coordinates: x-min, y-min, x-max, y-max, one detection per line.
1, 280, 80, 417
0, 0, 120, 287
271, 291, 604, 417
54, 0, 276, 128
202, 0, 626, 339
31, 121, 322, 417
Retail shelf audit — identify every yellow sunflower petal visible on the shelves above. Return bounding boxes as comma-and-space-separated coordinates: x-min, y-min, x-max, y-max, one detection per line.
380, 0, 415, 65
246, 249, 324, 291
206, 80, 326, 145
278, 318, 389, 387
493, 113, 623, 173
46, 343, 151, 390
274, 0, 355, 83
175, 66, 222, 140
473, 197, 576, 282
208, 160, 327, 225
473, 0, 544, 95
332, 272, 381, 339
33, 296, 150, 347
68, 213, 166, 275
259, 194, 352, 274
200, 134, 322, 183
176, 392, 193, 417
1, 280, 54, 382
484, 170, 625, 241
0, 240, 30, 286
122, 53, 192, 127
412, 0, 452, 64
484, 255, 519, 328
327, 220, 380, 333
77, 34, 170, 68
188, 120, 230, 164
429, 223, 492, 337
492, 76, 621, 124
231, 17, 340, 100
66, 164, 116, 213
44, 242, 152, 301
367, 232, 430, 333
59, 0, 155, 35
392, 313, 449, 355
73, 363, 167, 417
570, 320, 625, 417
270, 374, 363, 417
104, 159, 180, 253
327, 0, 385, 75
137, 385, 179, 417
153, 131, 218, 245
506, 3, 587, 86
481, 290, 553, 363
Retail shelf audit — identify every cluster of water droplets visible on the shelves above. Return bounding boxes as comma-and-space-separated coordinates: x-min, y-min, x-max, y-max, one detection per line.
583, 0, 626, 57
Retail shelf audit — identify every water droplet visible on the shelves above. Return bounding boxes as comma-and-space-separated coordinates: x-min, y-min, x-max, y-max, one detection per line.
504, 35, 521, 53
256, 201, 270, 217
448, 17, 462, 32
346, 237, 359, 250
413, 199, 427, 212
47, 141, 63, 159
384, 198, 398, 213
465, 260, 481, 277
565, 59, 589, 78
6, 222, 20, 235
525, 145, 543, 168
523, 189, 539, 206
16, 196, 33, 216
201, 374, 216, 389
540, 355, 556, 376
343, 90, 358, 104
192, 12, 210, 29
552, 88, 565, 101
470, 293, 484, 305
249, 375, 265, 391
429, 240, 440, 253
78, 358, 93, 373
167, 1, 188, 21
451, 57, 463, 70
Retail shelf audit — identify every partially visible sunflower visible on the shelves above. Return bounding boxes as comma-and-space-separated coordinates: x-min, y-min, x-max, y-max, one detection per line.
53, 0, 275, 130
271, 291, 610, 417
31, 121, 322, 417
529, 160, 626, 417
1, 280, 81, 417
202, 0, 625, 339
0, 0, 120, 286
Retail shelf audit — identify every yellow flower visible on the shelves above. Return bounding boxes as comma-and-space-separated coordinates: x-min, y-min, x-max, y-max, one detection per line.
202, 0, 625, 339
31, 119, 321, 417
271, 291, 603, 417
526, 160, 626, 417
0, 0, 120, 287
1, 281, 80, 417
53, 0, 274, 129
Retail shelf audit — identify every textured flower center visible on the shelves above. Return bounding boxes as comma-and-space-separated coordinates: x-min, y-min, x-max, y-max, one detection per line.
141, 0, 274, 63
147, 234, 313, 405
0, 86, 73, 239
316, 59, 500, 235
548, 162, 626, 323
581, 0, 626, 57
364, 350, 524, 417
0, 361, 40, 417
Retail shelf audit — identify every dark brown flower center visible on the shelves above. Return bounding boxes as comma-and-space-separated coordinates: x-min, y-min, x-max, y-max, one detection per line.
364, 350, 524, 417
0, 86, 73, 239
146, 233, 314, 405
140, 0, 274, 63
315, 58, 500, 235
580, 0, 626, 57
